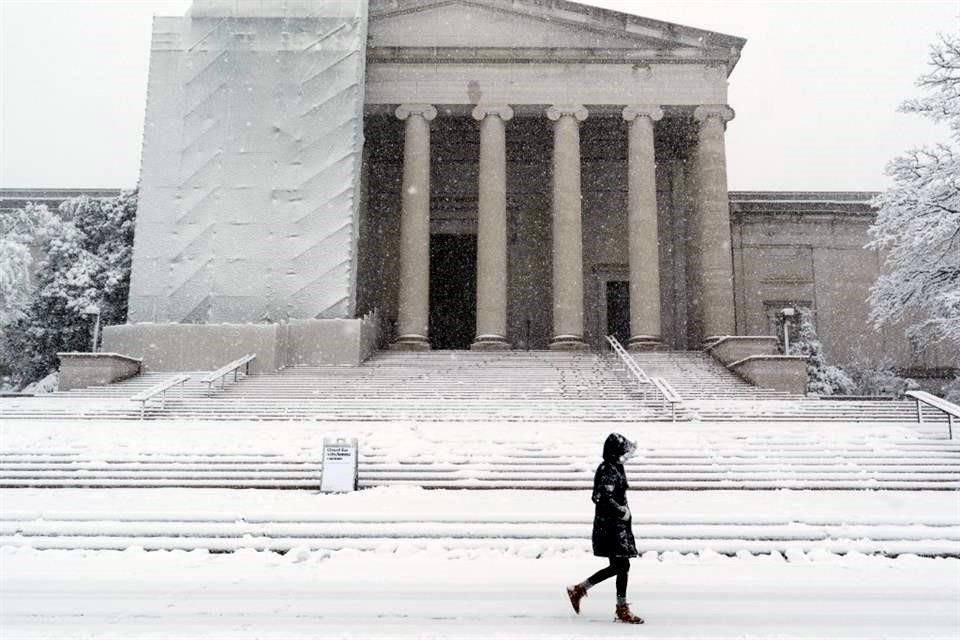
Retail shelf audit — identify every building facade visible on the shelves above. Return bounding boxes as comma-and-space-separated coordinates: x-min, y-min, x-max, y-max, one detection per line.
119, 0, 956, 374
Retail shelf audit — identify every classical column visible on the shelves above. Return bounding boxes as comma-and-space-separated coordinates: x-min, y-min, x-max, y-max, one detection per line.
546, 105, 589, 351
471, 105, 513, 351
623, 105, 664, 351
692, 104, 736, 345
391, 103, 437, 351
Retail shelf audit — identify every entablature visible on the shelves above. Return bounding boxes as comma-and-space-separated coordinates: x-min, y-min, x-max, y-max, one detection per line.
366, 46, 729, 65
364, 61, 729, 106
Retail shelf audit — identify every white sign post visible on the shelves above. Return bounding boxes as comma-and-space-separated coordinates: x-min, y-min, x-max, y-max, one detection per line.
321, 437, 358, 492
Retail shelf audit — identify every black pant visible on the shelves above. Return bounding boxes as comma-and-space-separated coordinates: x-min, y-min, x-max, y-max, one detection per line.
585, 557, 630, 598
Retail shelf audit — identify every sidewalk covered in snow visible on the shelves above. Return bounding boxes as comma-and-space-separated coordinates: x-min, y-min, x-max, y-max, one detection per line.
3, 545, 958, 639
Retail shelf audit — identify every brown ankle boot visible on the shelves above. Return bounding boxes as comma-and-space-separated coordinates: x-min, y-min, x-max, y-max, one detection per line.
566, 584, 587, 614
615, 603, 644, 624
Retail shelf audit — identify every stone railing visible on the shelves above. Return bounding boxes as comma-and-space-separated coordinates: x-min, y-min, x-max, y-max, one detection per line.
57, 352, 142, 391
705, 336, 808, 394
706, 336, 779, 366
727, 355, 809, 394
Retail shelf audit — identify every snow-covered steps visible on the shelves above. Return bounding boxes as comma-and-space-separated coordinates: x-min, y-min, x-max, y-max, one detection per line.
3, 350, 949, 424
3, 397, 944, 423
3, 489, 958, 557
3, 434, 958, 490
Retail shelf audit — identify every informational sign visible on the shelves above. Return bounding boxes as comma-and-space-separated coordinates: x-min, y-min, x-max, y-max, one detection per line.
321, 437, 358, 492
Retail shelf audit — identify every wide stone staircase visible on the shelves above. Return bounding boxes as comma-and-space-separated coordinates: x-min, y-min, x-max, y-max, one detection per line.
3, 425, 959, 556
0, 350, 947, 424
3, 351, 958, 558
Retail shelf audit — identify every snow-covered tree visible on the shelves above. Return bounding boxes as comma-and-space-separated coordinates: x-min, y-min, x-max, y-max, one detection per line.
0, 235, 32, 326
0, 191, 137, 388
867, 34, 960, 347
783, 308, 856, 396
1, 203, 60, 325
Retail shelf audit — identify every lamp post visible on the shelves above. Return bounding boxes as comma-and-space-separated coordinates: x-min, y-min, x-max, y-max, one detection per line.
83, 305, 101, 353
781, 307, 796, 355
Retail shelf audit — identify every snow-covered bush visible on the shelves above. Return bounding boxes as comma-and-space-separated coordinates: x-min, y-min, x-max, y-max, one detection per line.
0, 191, 137, 388
22, 372, 59, 394
781, 307, 856, 396
868, 34, 960, 348
944, 376, 960, 404
842, 364, 919, 398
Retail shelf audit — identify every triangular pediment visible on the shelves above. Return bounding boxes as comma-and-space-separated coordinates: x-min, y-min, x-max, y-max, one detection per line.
369, 0, 744, 69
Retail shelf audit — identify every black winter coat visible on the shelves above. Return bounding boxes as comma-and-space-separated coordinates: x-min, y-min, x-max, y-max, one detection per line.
591, 433, 638, 558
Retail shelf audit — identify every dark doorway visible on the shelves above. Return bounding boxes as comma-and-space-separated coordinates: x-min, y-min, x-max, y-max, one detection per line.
430, 234, 477, 349
606, 280, 630, 346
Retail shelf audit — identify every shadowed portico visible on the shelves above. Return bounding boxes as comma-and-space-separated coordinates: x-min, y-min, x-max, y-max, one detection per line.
356, 0, 746, 352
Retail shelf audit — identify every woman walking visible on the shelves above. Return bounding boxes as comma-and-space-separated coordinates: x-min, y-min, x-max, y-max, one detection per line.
566, 432, 643, 624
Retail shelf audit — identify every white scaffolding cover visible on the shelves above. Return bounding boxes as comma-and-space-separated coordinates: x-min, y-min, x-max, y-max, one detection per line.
129, 0, 368, 322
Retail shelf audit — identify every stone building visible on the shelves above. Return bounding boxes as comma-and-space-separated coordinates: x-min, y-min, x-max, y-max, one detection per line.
0, 189, 122, 216
108, 0, 955, 377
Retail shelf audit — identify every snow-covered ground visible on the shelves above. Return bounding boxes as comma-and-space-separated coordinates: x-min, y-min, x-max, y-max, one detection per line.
3, 544, 959, 639
3, 487, 960, 637
2, 419, 958, 637
6, 486, 955, 523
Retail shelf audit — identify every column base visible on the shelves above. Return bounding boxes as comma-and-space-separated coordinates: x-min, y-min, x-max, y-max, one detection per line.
470, 335, 511, 351
548, 335, 589, 351
389, 335, 431, 351
627, 336, 664, 352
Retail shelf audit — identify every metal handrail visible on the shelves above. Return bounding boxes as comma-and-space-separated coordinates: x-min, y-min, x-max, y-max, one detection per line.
905, 390, 958, 439
130, 375, 191, 419
200, 354, 256, 396
651, 376, 682, 422
605, 335, 650, 384
605, 335, 682, 421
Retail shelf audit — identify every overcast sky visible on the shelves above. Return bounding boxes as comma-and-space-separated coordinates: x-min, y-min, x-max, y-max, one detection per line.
1, 0, 958, 191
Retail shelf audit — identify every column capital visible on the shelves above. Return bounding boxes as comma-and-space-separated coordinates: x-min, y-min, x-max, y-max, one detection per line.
472, 104, 514, 122
693, 104, 735, 125
622, 105, 664, 123
395, 103, 437, 121
546, 105, 588, 122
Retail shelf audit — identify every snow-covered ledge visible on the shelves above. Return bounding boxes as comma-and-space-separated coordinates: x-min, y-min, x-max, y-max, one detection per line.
57, 352, 143, 391
728, 355, 808, 395
706, 336, 780, 366
101, 311, 382, 372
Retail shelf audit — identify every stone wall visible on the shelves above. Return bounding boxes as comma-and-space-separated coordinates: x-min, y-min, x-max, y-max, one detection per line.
102, 316, 380, 371
730, 192, 958, 372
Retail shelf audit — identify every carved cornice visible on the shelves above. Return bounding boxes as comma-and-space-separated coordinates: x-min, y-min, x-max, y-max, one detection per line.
395, 103, 438, 121
546, 105, 588, 122
622, 105, 664, 123
693, 104, 735, 125
728, 191, 878, 220
366, 46, 732, 66
471, 105, 514, 122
